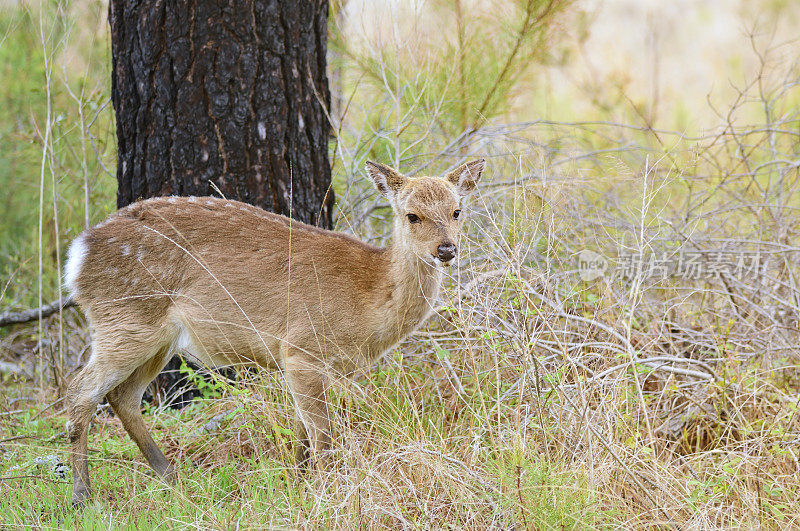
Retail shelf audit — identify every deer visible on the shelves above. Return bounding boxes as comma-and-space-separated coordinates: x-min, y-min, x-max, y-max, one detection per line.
63, 159, 485, 507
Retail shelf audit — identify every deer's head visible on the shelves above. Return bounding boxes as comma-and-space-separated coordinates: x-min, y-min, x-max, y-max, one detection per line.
366, 159, 485, 266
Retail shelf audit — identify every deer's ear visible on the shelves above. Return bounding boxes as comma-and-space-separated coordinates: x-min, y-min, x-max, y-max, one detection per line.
366, 161, 407, 199
446, 159, 485, 196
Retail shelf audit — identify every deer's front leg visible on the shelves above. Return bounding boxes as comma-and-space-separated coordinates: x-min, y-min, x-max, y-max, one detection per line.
284, 351, 332, 466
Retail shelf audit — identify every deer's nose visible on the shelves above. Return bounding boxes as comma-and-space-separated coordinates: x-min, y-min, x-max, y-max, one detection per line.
437, 243, 457, 262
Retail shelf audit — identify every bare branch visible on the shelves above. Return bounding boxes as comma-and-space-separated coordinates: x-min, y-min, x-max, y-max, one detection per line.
0, 297, 76, 328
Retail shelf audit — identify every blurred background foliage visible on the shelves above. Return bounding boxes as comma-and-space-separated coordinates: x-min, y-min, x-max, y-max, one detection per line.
1, 0, 798, 308
0, 1, 115, 310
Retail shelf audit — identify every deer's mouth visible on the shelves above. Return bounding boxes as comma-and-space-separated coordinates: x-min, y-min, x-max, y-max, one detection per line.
432, 256, 454, 267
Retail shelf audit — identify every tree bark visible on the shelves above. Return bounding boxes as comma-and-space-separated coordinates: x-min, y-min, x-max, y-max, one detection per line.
110, 0, 334, 226
109, 0, 333, 406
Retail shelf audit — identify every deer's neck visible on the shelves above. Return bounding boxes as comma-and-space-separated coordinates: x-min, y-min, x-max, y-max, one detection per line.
378, 242, 442, 344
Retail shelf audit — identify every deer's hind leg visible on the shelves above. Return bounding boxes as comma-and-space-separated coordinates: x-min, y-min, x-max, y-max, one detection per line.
105, 346, 175, 480
67, 348, 137, 506
66, 323, 172, 507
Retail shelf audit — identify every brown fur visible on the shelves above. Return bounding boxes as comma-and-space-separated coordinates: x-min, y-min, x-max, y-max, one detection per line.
64, 159, 484, 506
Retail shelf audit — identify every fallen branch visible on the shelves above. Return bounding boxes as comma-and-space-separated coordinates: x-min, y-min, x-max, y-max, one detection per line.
0, 296, 75, 327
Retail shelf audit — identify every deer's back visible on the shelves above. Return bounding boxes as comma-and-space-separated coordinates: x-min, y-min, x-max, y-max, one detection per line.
68, 196, 392, 370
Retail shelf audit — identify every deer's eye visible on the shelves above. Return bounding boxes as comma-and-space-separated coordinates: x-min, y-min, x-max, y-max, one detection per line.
407, 213, 421, 224
453, 209, 461, 219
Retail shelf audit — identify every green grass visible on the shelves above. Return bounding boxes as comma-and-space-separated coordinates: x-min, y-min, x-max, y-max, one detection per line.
0, 372, 610, 529
1, 397, 301, 528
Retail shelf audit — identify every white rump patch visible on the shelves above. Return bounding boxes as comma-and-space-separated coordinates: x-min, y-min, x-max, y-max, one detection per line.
64, 233, 88, 296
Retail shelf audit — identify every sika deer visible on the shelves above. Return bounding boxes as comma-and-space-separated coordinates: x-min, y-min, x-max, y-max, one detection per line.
63, 159, 484, 506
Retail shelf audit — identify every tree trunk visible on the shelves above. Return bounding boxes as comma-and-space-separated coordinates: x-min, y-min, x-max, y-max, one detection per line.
110, 0, 334, 226
109, 0, 333, 406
